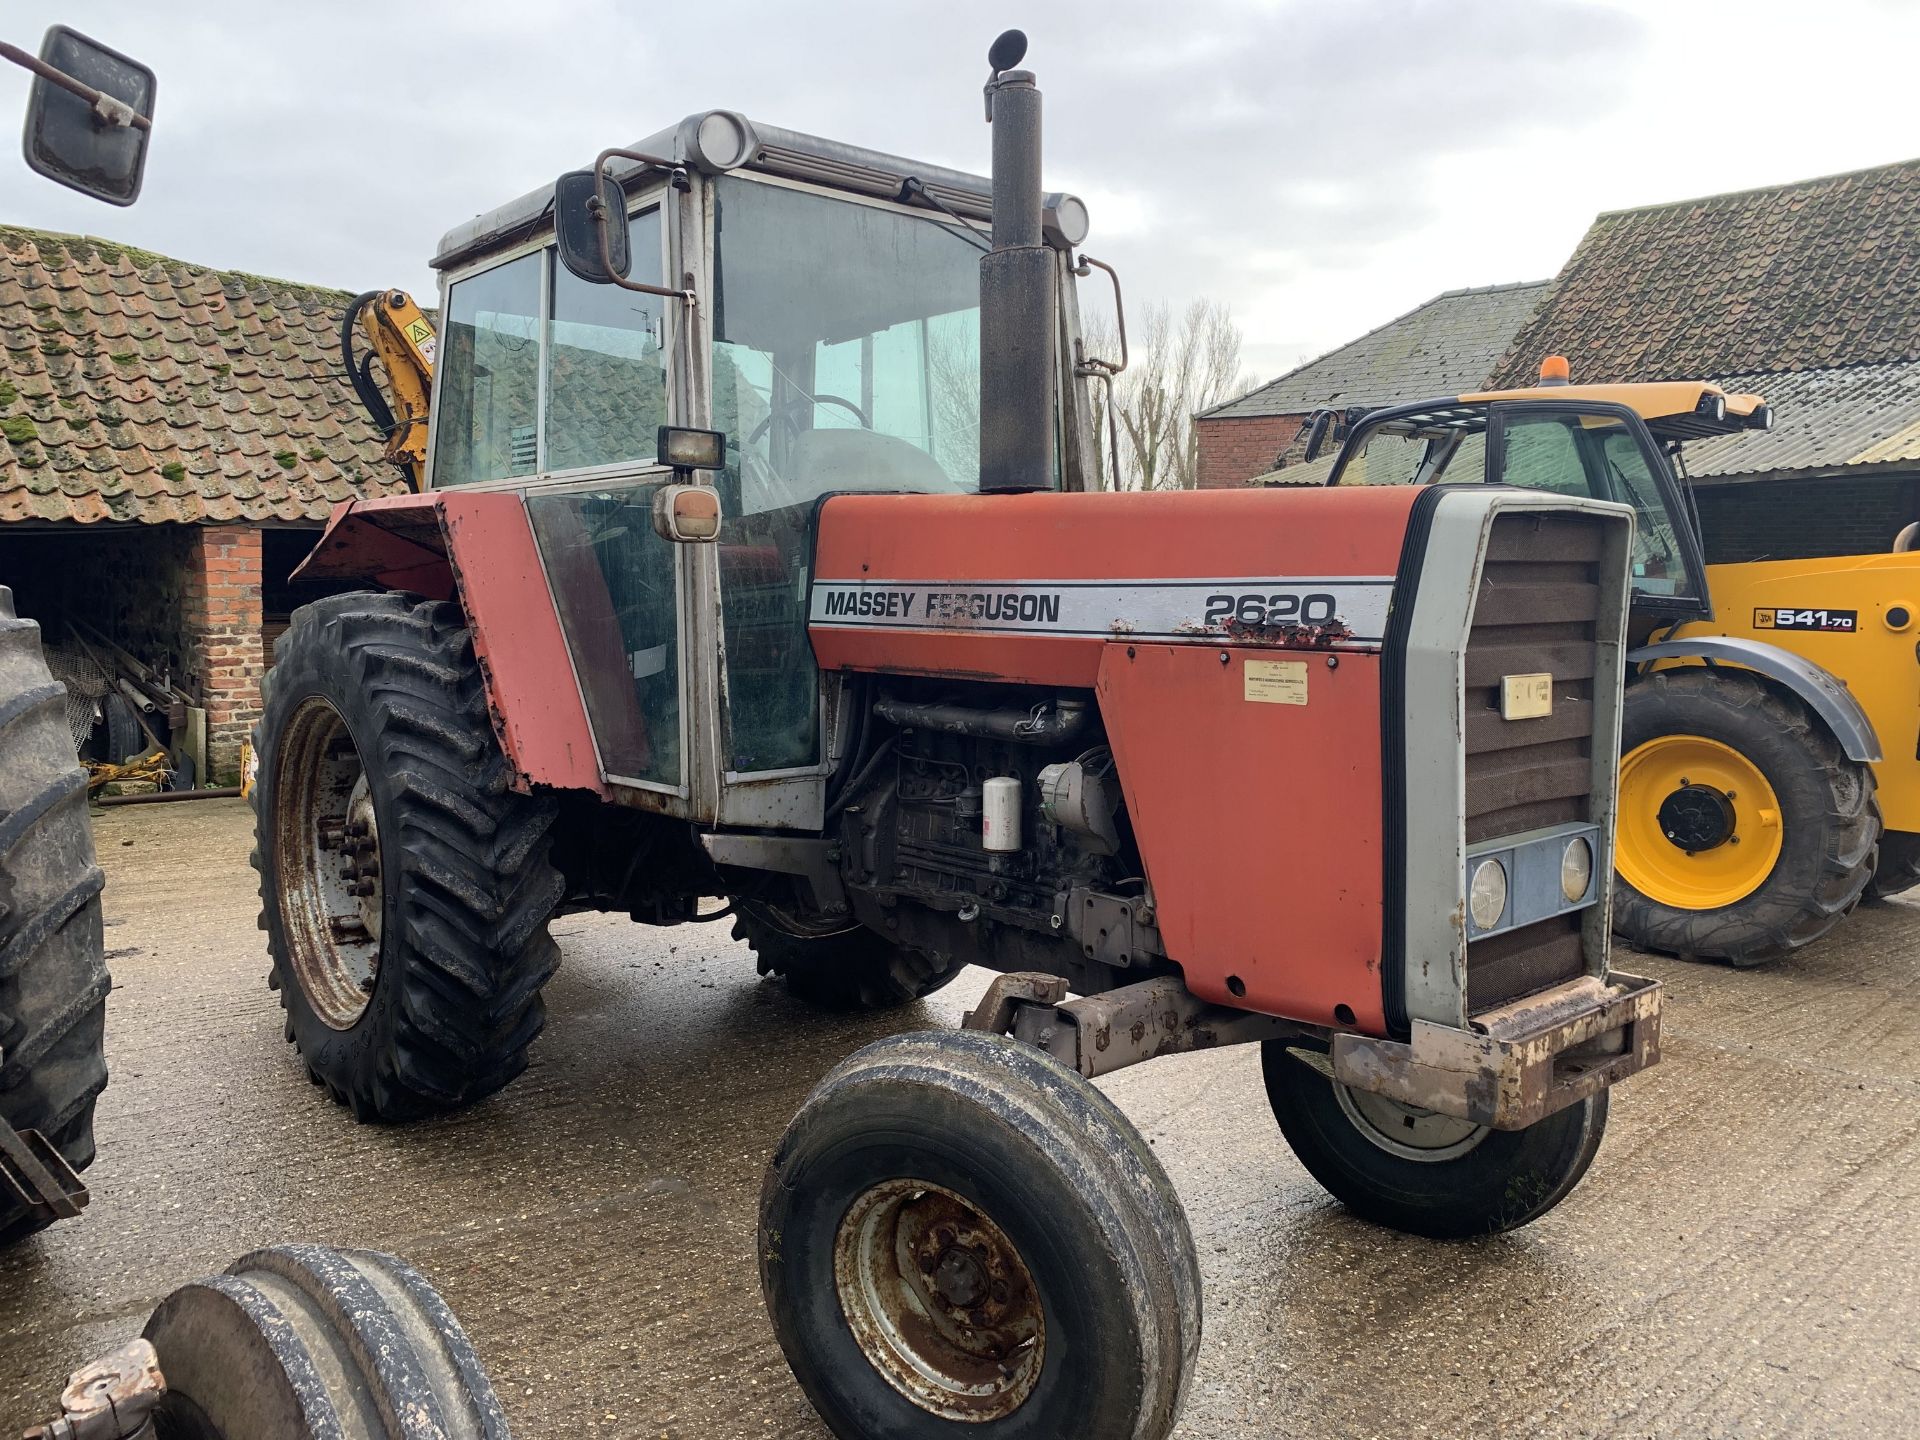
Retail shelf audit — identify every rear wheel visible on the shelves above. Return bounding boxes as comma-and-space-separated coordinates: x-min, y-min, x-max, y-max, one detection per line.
761, 1029, 1200, 1439
734, 897, 961, 1011
144, 1244, 509, 1439
1867, 830, 1920, 901
1611, 670, 1877, 966
1261, 1041, 1607, 1238
0, 587, 109, 1247
252, 592, 564, 1122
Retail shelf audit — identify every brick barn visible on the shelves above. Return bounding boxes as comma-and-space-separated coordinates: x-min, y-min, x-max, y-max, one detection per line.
0, 227, 404, 784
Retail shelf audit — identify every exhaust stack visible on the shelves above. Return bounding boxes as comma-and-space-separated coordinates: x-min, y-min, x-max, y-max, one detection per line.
979, 32, 1056, 494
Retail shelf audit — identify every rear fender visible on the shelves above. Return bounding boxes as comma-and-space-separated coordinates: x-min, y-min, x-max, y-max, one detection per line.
1628, 637, 1881, 763
294, 494, 606, 796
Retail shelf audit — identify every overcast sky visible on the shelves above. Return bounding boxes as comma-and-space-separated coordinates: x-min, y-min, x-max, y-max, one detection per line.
5, 0, 1919, 387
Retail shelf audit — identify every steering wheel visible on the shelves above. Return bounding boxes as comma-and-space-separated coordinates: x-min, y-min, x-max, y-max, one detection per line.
747, 391, 872, 447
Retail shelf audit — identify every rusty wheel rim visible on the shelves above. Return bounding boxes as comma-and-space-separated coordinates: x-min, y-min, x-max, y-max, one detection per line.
833, 1178, 1045, 1421
274, 697, 383, 1030
1335, 1083, 1488, 1163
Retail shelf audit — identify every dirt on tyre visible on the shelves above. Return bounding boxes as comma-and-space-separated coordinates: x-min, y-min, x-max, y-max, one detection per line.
734, 897, 961, 1011
1611, 669, 1877, 966
252, 592, 564, 1122
143, 1243, 510, 1438
1261, 1041, 1608, 1238
761, 1029, 1200, 1439
1866, 830, 1920, 901
0, 586, 109, 1247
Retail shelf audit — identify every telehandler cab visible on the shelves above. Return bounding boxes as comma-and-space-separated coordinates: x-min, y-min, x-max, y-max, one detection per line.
267, 33, 1658, 1438
1304, 367, 1900, 966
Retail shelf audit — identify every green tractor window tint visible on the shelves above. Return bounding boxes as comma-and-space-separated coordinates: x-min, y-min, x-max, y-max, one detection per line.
434, 252, 542, 486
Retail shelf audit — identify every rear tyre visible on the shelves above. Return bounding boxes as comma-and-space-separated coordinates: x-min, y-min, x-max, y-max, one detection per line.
1866, 830, 1920, 901
252, 592, 564, 1122
734, 898, 961, 1011
143, 1243, 509, 1439
1261, 1041, 1607, 1238
1611, 670, 1877, 966
0, 586, 109, 1248
761, 1029, 1200, 1439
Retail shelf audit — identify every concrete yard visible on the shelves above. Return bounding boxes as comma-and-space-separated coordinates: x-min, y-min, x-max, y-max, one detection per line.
3, 798, 1918, 1437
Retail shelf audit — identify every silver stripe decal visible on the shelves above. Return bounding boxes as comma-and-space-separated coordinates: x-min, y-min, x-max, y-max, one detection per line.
810, 576, 1395, 645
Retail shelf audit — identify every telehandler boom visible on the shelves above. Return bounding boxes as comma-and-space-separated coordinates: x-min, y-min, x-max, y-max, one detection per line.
269, 33, 1658, 1440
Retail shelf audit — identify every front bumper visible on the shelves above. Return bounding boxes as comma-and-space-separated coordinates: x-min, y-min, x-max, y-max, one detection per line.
1331, 971, 1662, 1131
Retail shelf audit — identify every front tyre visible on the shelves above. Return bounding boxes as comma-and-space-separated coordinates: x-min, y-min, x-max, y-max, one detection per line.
252, 593, 564, 1122
1611, 670, 1876, 966
761, 1030, 1200, 1439
1261, 1041, 1608, 1238
734, 898, 961, 1011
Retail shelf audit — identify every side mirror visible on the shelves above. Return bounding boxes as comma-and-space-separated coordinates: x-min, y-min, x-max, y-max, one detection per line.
19, 26, 155, 206
1302, 411, 1333, 463
554, 168, 630, 284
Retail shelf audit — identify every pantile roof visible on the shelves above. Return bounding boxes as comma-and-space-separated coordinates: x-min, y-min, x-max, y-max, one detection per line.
0, 227, 405, 525
1491, 157, 1920, 388
1200, 281, 1549, 420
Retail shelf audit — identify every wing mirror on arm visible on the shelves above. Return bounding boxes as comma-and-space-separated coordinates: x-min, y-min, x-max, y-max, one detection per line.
553, 148, 694, 299
1302, 411, 1334, 463
7, 26, 154, 206
1071, 256, 1129, 490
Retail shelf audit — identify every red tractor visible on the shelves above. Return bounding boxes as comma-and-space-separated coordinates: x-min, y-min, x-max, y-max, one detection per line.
262, 34, 1660, 1439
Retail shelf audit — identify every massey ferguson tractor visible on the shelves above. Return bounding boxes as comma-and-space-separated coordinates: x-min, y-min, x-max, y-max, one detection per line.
264, 34, 1660, 1438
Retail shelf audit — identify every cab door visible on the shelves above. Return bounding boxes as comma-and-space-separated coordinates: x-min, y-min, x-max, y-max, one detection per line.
1488, 402, 1712, 623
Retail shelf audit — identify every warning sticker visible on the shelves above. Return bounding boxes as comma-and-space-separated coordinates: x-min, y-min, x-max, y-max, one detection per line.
404, 319, 437, 367
1244, 659, 1308, 705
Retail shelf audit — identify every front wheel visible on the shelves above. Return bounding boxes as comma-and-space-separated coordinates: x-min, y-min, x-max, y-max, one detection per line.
760, 1030, 1200, 1439
1611, 670, 1877, 966
733, 897, 961, 1011
1261, 1041, 1608, 1238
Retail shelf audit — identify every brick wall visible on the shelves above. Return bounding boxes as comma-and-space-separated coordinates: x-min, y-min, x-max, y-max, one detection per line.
1194, 413, 1307, 489
180, 526, 264, 784
1691, 473, 1920, 564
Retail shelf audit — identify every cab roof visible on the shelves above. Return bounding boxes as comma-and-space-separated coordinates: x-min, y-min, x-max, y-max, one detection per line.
1364, 380, 1772, 444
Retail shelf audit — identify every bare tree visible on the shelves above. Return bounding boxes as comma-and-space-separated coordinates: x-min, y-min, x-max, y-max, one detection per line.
1085, 298, 1250, 490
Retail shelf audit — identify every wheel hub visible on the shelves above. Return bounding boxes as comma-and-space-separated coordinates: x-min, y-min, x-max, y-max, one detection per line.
1657, 783, 1737, 852
834, 1179, 1044, 1421
1335, 1082, 1489, 1162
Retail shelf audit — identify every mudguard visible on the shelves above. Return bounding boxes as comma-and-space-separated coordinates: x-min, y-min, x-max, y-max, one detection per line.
1628, 636, 1881, 763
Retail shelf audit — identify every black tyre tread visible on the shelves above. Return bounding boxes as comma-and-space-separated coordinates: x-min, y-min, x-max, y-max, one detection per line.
1262, 1042, 1609, 1239
0, 590, 109, 1247
251, 592, 563, 1122
144, 1243, 509, 1439
1613, 670, 1878, 966
1867, 830, 1920, 901
733, 900, 962, 1011
762, 1029, 1200, 1439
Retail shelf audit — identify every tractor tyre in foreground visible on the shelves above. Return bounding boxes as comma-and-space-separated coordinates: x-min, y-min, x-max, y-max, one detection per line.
1261, 1041, 1608, 1239
734, 898, 962, 1011
0, 586, 109, 1248
1611, 670, 1876, 966
1867, 830, 1920, 901
252, 592, 564, 1123
761, 1029, 1200, 1439
143, 1243, 510, 1438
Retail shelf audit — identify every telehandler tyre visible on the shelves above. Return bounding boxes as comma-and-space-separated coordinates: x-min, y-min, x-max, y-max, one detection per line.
1866, 830, 1920, 900
252, 593, 564, 1123
142, 1244, 510, 1438
761, 1029, 1199, 1439
1611, 670, 1877, 966
734, 898, 962, 1010
0, 586, 109, 1248
1261, 1041, 1607, 1238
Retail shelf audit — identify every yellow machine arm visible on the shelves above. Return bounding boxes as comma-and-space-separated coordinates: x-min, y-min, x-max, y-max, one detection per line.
341, 289, 436, 490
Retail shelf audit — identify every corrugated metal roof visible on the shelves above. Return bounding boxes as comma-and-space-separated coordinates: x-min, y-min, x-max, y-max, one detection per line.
0, 227, 405, 525
1200, 281, 1549, 420
1683, 361, 1920, 478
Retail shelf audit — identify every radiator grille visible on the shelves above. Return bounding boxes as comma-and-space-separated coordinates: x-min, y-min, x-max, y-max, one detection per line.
1463, 512, 1606, 1010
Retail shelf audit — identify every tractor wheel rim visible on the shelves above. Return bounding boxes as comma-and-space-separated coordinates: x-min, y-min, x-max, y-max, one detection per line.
1618, 735, 1783, 909
833, 1178, 1046, 1421
1335, 1083, 1489, 1162
274, 696, 383, 1029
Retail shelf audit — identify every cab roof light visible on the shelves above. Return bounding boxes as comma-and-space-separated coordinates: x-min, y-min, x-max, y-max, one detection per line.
1538, 355, 1571, 385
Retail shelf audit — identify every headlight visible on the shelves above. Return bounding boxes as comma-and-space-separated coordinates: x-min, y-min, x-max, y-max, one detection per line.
1561, 836, 1594, 902
1468, 858, 1508, 930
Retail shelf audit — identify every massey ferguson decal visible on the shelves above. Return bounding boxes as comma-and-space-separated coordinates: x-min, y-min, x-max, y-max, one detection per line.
810, 578, 1395, 647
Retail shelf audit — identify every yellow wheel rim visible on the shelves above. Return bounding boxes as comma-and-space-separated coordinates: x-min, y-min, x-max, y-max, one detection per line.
1617, 735, 1783, 909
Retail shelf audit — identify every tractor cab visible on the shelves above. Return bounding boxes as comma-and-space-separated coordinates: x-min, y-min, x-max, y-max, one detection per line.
1309, 368, 1773, 632
407, 107, 1108, 821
